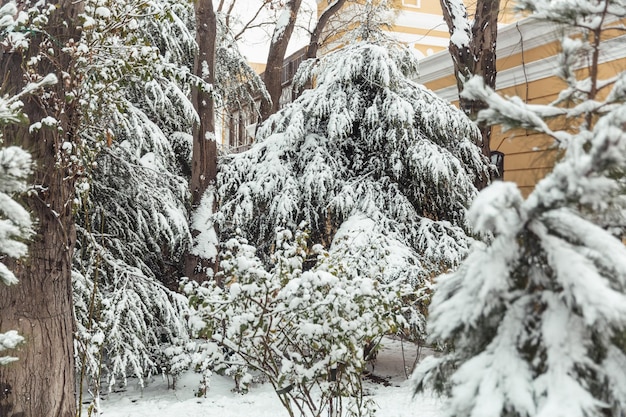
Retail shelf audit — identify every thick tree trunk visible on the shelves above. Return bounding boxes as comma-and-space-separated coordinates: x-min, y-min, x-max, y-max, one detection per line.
259, 0, 303, 122
185, 0, 218, 281
440, 0, 499, 186
0, 2, 83, 417
467, 0, 498, 159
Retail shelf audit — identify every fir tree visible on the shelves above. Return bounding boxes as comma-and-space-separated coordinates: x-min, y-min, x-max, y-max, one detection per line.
72, 0, 267, 402
188, 37, 489, 414
414, 2, 626, 416
214, 40, 490, 325
72, 0, 197, 406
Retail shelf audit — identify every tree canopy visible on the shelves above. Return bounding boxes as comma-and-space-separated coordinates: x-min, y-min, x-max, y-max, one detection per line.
213, 39, 490, 294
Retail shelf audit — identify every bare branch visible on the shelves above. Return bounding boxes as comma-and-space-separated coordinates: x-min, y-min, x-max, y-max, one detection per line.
232, 0, 274, 40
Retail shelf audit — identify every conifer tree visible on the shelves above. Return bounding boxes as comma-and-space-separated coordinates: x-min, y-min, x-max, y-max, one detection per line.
0, 1, 83, 415
72, 0, 196, 407
214, 39, 490, 325
72, 2, 267, 402
414, 2, 626, 416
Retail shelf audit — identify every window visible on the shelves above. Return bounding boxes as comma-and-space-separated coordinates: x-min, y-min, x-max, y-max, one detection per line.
402, 0, 420, 8
228, 113, 238, 148
490, 151, 505, 180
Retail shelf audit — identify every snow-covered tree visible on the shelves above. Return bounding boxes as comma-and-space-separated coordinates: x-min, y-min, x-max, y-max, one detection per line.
73, 0, 270, 400
214, 40, 489, 326
414, 2, 626, 416
1, 2, 85, 415
71, 0, 196, 407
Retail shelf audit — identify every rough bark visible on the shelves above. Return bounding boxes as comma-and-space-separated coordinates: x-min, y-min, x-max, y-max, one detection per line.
185, 0, 218, 281
259, 0, 303, 122
190, 0, 218, 207
440, 0, 499, 186
0, 2, 83, 417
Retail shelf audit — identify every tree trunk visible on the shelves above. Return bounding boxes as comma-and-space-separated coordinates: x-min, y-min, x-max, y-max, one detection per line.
0, 2, 83, 417
440, 0, 499, 186
467, 0, 499, 159
190, 0, 218, 207
295, 0, 347, 97
259, 0, 303, 122
185, 0, 218, 281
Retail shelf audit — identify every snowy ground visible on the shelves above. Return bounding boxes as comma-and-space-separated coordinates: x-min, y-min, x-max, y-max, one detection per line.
93, 337, 444, 417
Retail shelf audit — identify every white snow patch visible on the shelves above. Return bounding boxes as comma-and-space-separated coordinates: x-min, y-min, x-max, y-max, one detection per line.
95, 7, 111, 19
468, 181, 524, 236
84, 337, 443, 417
201, 60, 210, 79
28, 122, 41, 133
190, 191, 218, 262
272, 8, 291, 44
41, 116, 58, 126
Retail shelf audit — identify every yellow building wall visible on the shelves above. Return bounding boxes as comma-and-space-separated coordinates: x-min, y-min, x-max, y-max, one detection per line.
249, 62, 266, 74
418, 14, 626, 196
489, 55, 626, 195
316, 0, 452, 57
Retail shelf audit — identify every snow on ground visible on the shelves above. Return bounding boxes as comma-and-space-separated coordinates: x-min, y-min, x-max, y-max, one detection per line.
94, 337, 444, 417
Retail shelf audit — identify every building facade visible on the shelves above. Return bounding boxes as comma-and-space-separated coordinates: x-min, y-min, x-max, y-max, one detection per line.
417, 15, 626, 195
220, 47, 307, 153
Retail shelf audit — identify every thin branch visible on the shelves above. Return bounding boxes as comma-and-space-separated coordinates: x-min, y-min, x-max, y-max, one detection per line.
232, 0, 273, 40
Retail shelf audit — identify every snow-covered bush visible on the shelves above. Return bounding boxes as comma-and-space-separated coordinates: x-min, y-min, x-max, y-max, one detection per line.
414, 2, 626, 416
214, 40, 490, 333
186, 227, 414, 417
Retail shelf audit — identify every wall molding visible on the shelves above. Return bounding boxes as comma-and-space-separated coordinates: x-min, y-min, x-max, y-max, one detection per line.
415, 16, 626, 101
